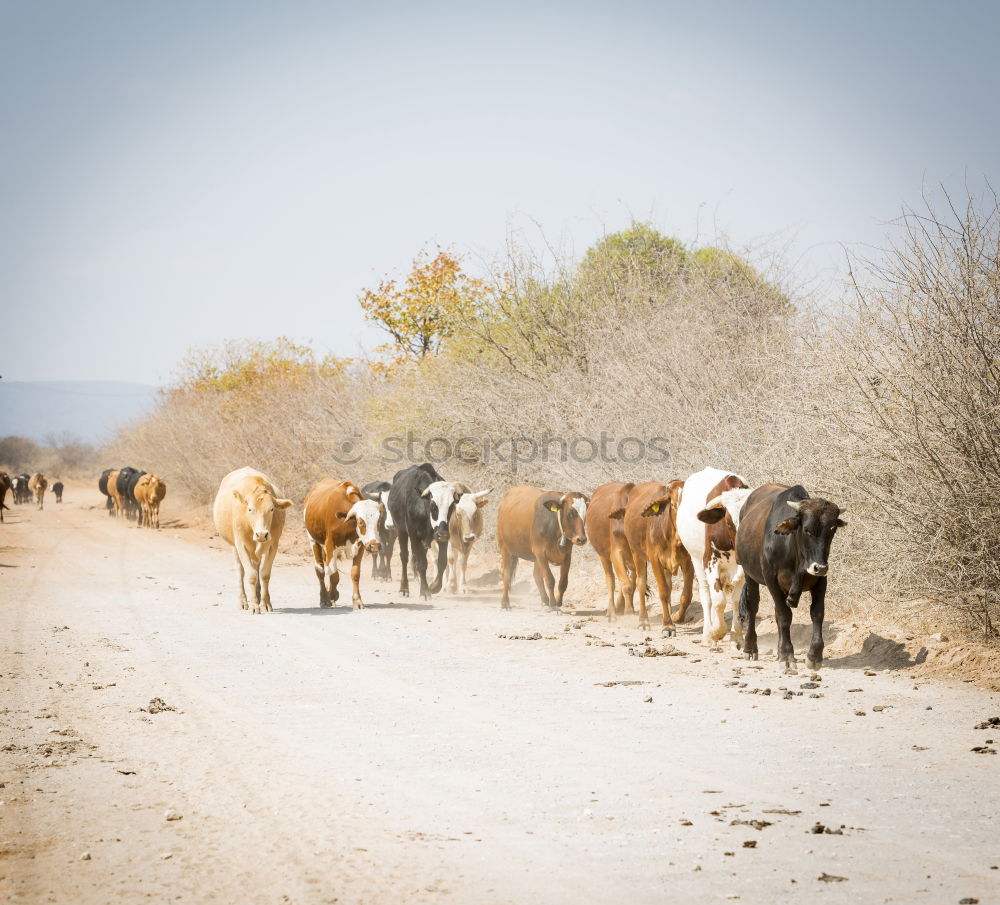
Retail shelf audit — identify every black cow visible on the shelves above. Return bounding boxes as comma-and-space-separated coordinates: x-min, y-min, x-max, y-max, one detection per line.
125, 469, 148, 524
386, 463, 459, 600
115, 467, 144, 522
14, 473, 31, 504
52, 481, 64, 503
0, 472, 10, 522
362, 480, 397, 581
734, 483, 846, 671
98, 468, 115, 515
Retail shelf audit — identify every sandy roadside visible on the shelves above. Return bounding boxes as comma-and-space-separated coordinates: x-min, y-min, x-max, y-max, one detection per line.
1, 482, 998, 904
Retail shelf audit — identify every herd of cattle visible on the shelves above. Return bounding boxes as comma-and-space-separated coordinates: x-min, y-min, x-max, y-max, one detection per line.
200, 462, 845, 671
0, 471, 62, 518
98, 467, 168, 528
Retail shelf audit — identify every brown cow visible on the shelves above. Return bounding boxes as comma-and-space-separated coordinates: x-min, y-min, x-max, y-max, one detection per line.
497, 485, 589, 610
620, 480, 694, 634
28, 473, 48, 510
212, 467, 292, 614
443, 483, 491, 594
303, 479, 382, 609
0, 472, 10, 522
106, 469, 124, 518
134, 474, 167, 529
586, 481, 637, 622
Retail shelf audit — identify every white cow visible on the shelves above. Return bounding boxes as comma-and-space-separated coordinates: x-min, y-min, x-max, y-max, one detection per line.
676, 467, 753, 648
443, 484, 491, 594
213, 467, 292, 614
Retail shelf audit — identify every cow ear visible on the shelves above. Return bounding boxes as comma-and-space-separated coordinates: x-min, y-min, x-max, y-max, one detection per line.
608, 508, 626, 520
642, 497, 670, 517
232, 490, 246, 505
774, 517, 799, 535
421, 486, 432, 497
545, 500, 560, 512
474, 495, 491, 508
275, 498, 293, 509
835, 518, 847, 528
697, 506, 726, 524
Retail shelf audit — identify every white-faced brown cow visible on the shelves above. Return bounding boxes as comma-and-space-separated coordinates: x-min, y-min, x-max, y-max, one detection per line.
677, 467, 752, 647
28, 473, 47, 510
212, 467, 292, 614
619, 480, 694, 634
134, 474, 167, 529
443, 484, 491, 594
586, 481, 637, 622
496, 485, 589, 610
303, 479, 382, 609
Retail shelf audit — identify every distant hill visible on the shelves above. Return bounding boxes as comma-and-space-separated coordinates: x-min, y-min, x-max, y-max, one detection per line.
0, 381, 159, 445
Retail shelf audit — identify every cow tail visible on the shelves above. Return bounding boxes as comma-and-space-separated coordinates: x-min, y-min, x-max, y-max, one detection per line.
738, 584, 748, 623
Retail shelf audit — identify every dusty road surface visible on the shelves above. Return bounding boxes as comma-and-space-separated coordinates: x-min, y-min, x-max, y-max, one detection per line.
2, 484, 998, 905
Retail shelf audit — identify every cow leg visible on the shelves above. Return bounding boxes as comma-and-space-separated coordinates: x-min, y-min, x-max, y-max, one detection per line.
705, 559, 729, 645
555, 552, 571, 609
370, 551, 379, 581
413, 541, 431, 600
233, 546, 249, 610
351, 546, 365, 609
691, 558, 713, 642
458, 546, 470, 594
742, 580, 760, 660
385, 535, 395, 581
532, 559, 550, 608
633, 552, 651, 630
616, 547, 636, 616
499, 545, 516, 610
312, 541, 330, 606
649, 557, 675, 636
806, 577, 827, 671
599, 553, 617, 622
397, 531, 410, 597
726, 567, 747, 652
765, 576, 796, 668
447, 543, 458, 594
674, 554, 695, 624
259, 543, 279, 613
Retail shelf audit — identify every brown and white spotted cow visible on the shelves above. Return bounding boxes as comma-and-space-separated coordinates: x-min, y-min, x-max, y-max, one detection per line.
496, 485, 589, 610
443, 484, 491, 594
676, 467, 753, 648
303, 479, 382, 609
620, 480, 694, 634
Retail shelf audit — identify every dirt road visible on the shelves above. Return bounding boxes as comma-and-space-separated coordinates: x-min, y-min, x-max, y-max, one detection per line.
2, 485, 998, 904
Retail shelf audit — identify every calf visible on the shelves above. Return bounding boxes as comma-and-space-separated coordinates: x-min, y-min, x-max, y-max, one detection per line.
51, 481, 64, 503
114, 467, 142, 520
212, 467, 292, 614
28, 473, 47, 510
496, 485, 589, 610
387, 463, 459, 600
361, 480, 396, 581
677, 467, 751, 647
444, 484, 491, 594
586, 482, 636, 622
304, 479, 382, 609
134, 474, 166, 528
620, 480, 694, 634
735, 483, 846, 670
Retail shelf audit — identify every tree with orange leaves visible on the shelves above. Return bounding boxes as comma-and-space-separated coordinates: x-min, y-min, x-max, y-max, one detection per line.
358, 248, 483, 362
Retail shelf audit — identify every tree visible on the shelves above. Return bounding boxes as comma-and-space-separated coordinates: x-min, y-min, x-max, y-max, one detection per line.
359, 249, 484, 362
577, 222, 688, 296
691, 246, 792, 318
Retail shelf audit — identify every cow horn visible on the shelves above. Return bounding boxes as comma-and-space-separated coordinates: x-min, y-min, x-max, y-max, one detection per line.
421, 486, 432, 497
787, 500, 802, 512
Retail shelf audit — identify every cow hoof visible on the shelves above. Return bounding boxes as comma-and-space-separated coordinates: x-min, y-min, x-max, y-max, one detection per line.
745, 651, 758, 661
662, 626, 676, 638
501, 602, 511, 611
806, 658, 822, 671
639, 621, 651, 631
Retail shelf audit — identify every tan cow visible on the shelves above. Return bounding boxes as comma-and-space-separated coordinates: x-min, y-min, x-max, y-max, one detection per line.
443, 483, 491, 594
303, 479, 382, 609
212, 467, 292, 614
586, 481, 636, 621
106, 469, 124, 518
497, 485, 589, 610
620, 480, 694, 633
28, 473, 48, 510
134, 474, 167, 529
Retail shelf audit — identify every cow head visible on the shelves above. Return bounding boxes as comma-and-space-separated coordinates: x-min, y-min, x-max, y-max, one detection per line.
697, 487, 754, 530
233, 487, 293, 543
546, 491, 589, 547
347, 498, 382, 554
774, 498, 846, 576
454, 489, 491, 542
422, 480, 461, 541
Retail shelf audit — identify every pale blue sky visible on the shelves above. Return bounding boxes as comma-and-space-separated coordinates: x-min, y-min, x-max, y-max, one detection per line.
3, 0, 998, 383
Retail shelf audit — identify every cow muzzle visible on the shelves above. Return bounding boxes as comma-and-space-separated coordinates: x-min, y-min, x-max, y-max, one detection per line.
463, 533, 477, 543
806, 562, 828, 576
366, 541, 382, 554
434, 525, 449, 541
253, 530, 270, 543
573, 536, 587, 546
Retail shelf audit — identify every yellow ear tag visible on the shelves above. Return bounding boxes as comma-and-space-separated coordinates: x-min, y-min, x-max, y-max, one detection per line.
651, 503, 660, 513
